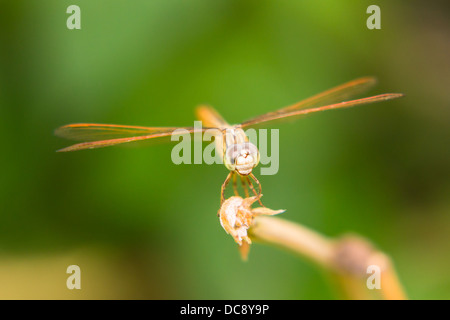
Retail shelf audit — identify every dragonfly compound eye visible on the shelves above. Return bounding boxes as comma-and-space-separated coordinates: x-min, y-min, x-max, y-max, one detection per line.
224, 142, 260, 176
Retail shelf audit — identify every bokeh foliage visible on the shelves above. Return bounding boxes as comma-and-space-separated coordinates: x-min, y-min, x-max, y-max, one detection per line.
0, 0, 449, 299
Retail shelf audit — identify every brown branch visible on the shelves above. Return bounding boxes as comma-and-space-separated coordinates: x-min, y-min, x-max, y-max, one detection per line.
249, 215, 407, 300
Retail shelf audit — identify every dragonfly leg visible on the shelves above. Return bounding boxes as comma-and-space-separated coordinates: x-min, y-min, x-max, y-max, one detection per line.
232, 172, 239, 196
249, 173, 264, 207
220, 171, 234, 205
246, 175, 260, 199
240, 175, 250, 198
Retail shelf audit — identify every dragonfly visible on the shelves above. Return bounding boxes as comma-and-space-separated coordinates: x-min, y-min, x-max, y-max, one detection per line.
55, 77, 403, 204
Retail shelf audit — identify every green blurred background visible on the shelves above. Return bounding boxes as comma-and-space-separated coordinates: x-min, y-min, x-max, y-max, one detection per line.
0, 0, 449, 299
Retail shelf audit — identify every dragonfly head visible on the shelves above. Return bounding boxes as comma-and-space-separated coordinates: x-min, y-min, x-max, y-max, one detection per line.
224, 142, 260, 176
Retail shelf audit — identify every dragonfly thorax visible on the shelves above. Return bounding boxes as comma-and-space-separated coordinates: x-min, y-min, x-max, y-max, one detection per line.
224, 142, 260, 176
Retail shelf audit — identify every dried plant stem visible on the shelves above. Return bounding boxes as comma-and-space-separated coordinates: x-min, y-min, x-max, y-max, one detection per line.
250, 216, 335, 267
249, 216, 407, 300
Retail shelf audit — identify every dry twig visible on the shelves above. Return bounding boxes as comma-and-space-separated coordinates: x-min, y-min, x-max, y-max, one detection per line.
218, 196, 407, 300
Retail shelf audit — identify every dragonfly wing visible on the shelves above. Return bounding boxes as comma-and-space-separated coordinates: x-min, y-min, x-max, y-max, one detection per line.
241, 77, 397, 128
55, 123, 214, 152
54, 123, 185, 141
196, 105, 231, 129
279, 77, 377, 112
241, 93, 403, 128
